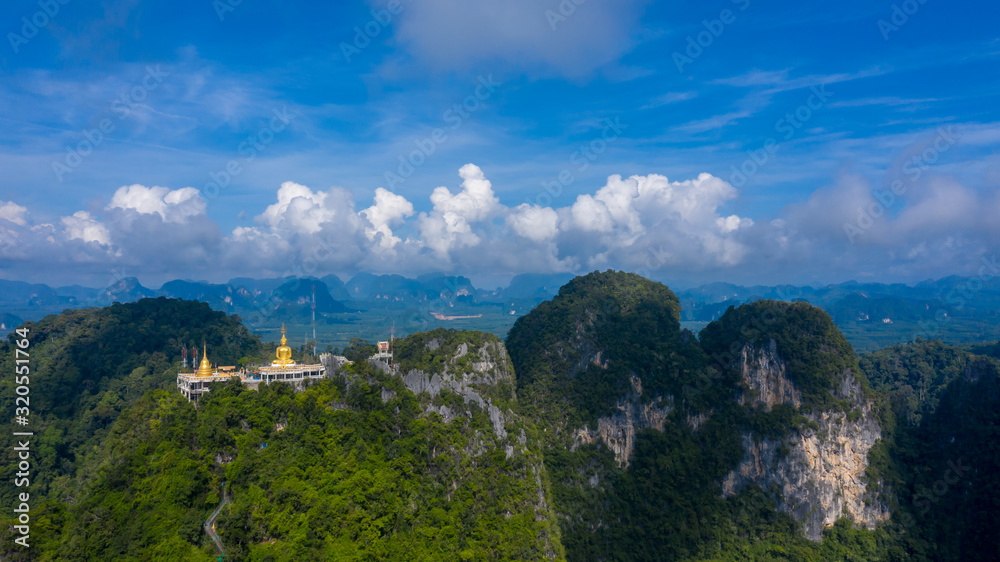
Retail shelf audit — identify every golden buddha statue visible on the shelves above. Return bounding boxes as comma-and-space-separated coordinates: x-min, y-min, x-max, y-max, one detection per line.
272, 323, 295, 367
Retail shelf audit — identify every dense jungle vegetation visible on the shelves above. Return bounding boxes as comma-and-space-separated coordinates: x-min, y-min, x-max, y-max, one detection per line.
0, 273, 997, 560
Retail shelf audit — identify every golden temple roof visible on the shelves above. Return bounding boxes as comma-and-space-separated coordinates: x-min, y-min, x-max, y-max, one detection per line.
196, 343, 215, 377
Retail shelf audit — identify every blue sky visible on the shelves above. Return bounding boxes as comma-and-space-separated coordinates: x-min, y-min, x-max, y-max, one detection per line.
1, 0, 998, 289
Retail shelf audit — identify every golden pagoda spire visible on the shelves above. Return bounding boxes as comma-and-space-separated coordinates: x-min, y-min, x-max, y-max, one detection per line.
196, 343, 214, 377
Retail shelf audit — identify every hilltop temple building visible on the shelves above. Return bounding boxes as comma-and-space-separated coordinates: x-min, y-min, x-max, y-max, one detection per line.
177, 324, 326, 404
176, 344, 238, 404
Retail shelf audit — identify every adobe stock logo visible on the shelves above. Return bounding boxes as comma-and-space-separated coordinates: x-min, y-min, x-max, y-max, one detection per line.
672, 0, 751, 73
728, 84, 832, 188
529, 117, 628, 208
843, 126, 958, 243
203, 106, 296, 198
545, 0, 587, 31
877, 0, 930, 41
52, 65, 171, 182
383, 75, 500, 189
212, 0, 244, 21
898, 458, 971, 529
340, 0, 413, 63
7, 0, 70, 54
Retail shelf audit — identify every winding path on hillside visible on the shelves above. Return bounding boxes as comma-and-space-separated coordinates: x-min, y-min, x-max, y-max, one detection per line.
205, 481, 229, 557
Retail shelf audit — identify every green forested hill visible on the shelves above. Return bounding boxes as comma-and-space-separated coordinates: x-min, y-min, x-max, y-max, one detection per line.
0, 310, 562, 560
0, 298, 266, 512
860, 340, 1000, 560
505, 270, 1000, 561
505, 271, 894, 561
505, 270, 705, 430
1, 282, 999, 561
700, 299, 870, 412
16, 371, 559, 560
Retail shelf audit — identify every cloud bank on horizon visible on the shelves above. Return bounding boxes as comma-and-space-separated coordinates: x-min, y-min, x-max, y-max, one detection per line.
0, 0, 997, 287
2, 161, 998, 288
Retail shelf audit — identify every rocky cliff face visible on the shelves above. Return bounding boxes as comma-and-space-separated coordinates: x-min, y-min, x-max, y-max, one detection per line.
738, 340, 801, 410
398, 340, 514, 442
366, 332, 562, 559
572, 374, 674, 467
722, 340, 889, 540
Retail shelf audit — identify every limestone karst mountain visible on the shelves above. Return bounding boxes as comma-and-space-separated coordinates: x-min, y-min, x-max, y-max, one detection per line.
1, 274, 998, 560
504, 271, 994, 560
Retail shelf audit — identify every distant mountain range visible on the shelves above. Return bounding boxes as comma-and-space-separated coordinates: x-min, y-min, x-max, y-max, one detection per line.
674, 276, 1000, 323
2, 271, 997, 351
0, 272, 575, 310
0, 272, 573, 330
0, 312, 22, 331
7, 277, 1000, 560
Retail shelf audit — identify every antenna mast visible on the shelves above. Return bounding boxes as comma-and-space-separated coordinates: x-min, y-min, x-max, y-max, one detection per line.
312, 283, 317, 360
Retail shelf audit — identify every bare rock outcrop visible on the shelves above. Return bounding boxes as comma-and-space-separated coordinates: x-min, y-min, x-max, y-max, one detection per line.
722, 340, 889, 540
400, 341, 512, 441
739, 339, 801, 410
573, 374, 674, 467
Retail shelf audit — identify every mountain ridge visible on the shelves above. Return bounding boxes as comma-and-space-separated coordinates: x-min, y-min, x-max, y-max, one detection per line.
0, 274, 998, 559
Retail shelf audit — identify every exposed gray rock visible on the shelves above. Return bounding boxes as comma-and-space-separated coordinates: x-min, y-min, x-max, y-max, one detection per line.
402, 370, 443, 396
739, 340, 801, 410
370, 358, 393, 373
572, 374, 674, 467
686, 409, 712, 431
489, 404, 508, 440
214, 452, 235, 466
426, 404, 457, 423
721, 341, 889, 540
400, 341, 512, 441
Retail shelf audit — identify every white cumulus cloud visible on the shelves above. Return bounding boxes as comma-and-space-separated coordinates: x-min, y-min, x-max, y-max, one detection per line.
0, 201, 28, 225
361, 187, 415, 250
430, 163, 499, 222
259, 181, 340, 234
61, 211, 111, 246
9, 161, 999, 288
506, 204, 559, 242
569, 194, 615, 233
418, 163, 500, 256
108, 185, 206, 224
